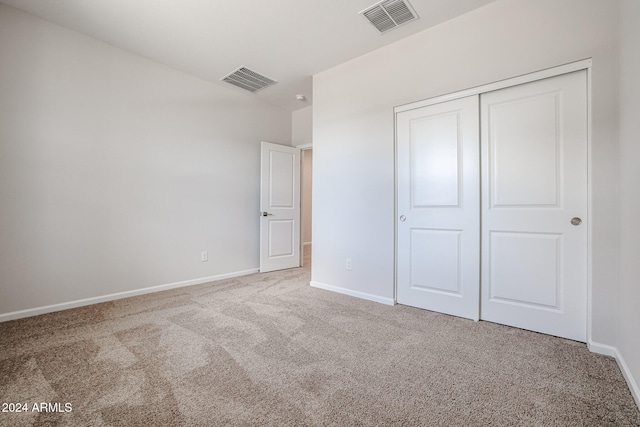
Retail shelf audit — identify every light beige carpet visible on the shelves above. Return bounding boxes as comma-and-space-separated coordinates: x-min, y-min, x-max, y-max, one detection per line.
1, 267, 639, 426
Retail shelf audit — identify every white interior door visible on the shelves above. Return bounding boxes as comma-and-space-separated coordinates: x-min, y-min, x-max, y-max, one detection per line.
260, 141, 301, 273
396, 95, 480, 320
480, 70, 588, 341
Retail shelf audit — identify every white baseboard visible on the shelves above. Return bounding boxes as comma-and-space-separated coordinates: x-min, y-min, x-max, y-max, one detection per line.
588, 341, 617, 357
310, 281, 395, 306
590, 341, 640, 409
0, 268, 259, 323
616, 348, 640, 409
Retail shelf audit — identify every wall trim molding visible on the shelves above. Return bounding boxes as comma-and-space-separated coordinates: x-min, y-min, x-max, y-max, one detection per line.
590, 341, 640, 409
0, 268, 259, 323
310, 281, 395, 306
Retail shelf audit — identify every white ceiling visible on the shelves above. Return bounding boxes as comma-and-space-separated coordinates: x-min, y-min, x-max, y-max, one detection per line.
1, 0, 497, 112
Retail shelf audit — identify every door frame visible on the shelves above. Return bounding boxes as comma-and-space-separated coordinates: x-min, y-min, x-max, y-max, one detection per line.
393, 58, 593, 342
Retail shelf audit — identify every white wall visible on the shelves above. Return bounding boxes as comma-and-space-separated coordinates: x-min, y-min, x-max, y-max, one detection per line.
313, 0, 619, 344
292, 106, 313, 147
617, 0, 640, 405
0, 4, 291, 317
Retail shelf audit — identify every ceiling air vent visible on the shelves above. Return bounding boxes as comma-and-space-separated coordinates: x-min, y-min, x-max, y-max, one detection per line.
359, 0, 418, 34
221, 66, 277, 93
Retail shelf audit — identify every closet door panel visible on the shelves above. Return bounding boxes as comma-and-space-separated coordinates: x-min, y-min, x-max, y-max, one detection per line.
480, 70, 588, 342
396, 95, 480, 320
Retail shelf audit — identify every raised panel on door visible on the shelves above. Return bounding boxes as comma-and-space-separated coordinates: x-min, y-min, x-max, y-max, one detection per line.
260, 142, 300, 273
268, 220, 295, 258
480, 70, 588, 342
410, 229, 462, 295
489, 93, 560, 207
396, 95, 480, 320
410, 112, 460, 207
489, 232, 562, 309
269, 151, 295, 208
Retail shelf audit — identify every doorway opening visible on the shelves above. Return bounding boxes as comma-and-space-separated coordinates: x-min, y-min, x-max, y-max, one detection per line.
300, 148, 313, 268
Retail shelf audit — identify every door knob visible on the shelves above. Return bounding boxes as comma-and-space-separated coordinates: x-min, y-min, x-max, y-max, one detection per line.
570, 217, 582, 226
262, 212, 274, 217
399, 215, 406, 222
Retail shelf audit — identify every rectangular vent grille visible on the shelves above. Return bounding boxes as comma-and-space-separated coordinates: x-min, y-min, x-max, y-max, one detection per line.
360, 0, 418, 34
221, 67, 277, 93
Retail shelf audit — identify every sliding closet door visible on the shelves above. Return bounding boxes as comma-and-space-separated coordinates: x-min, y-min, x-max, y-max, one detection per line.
480, 71, 588, 342
396, 96, 480, 320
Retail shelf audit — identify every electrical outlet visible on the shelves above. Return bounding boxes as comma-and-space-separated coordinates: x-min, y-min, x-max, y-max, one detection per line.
201, 251, 208, 262
346, 258, 352, 271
